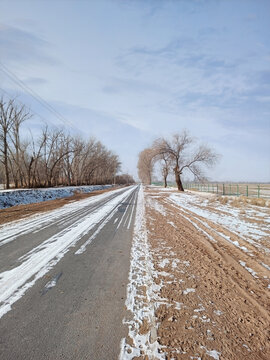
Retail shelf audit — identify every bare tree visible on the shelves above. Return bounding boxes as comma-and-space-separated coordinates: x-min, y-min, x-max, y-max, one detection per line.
154, 131, 219, 191
0, 98, 16, 189
9, 104, 32, 187
0, 97, 124, 189
159, 153, 172, 188
137, 148, 156, 185
115, 173, 135, 185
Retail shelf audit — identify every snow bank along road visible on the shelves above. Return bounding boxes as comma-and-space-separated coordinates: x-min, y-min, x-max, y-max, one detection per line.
0, 184, 112, 209
0, 185, 138, 360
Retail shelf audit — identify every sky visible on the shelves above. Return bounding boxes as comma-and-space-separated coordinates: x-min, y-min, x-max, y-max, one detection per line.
0, 0, 269, 182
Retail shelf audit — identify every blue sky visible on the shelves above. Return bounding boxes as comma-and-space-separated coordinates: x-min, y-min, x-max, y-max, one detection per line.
0, 0, 269, 181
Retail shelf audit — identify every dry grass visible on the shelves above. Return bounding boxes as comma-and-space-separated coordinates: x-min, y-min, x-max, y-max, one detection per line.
207, 196, 217, 204
218, 196, 229, 205
249, 198, 266, 206
230, 198, 242, 207
218, 195, 268, 208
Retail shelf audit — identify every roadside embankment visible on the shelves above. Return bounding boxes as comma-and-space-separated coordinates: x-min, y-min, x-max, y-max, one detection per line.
0, 185, 113, 209
0, 186, 117, 225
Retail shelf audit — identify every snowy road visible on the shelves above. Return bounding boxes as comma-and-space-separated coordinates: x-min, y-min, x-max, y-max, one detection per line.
0, 185, 138, 359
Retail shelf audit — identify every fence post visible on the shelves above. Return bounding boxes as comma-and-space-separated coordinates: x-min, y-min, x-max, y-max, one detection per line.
223, 183, 225, 195
246, 185, 248, 197
237, 184, 239, 196
258, 185, 260, 198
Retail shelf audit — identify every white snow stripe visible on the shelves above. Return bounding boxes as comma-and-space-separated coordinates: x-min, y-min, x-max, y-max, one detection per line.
127, 192, 137, 230
117, 199, 130, 229
0, 186, 136, 319
124, 191, 136, 227
75, 189, 135, 255
0, 186, 130, 247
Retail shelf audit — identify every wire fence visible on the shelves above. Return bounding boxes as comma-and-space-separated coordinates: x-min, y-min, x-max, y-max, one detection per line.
183, 183, 270, 199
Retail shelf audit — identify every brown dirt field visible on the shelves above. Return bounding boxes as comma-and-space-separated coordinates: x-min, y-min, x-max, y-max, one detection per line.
0, 187, 119, 226
144, 187, 270, 360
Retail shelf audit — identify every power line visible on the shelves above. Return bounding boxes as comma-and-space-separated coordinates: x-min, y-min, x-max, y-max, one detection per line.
0, 86, 55, 128
0, 62, 70, 125
0, 62, 79, 132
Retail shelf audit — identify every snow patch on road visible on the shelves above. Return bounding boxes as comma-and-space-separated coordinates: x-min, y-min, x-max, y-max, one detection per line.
42, 272, 62, 294
0, 186, 135, 319
0, 187, 127, 247
75, 198, 122, 255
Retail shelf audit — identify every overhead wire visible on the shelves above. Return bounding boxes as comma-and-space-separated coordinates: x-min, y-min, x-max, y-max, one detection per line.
0, 62, 80, 132
0, 86, 55, 128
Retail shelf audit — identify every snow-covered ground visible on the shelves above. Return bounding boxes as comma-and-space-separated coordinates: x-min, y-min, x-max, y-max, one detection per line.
138, 186, 270, 359
168, 192, 270, 254
0, 185, 112, 209
120, 185, 165, 360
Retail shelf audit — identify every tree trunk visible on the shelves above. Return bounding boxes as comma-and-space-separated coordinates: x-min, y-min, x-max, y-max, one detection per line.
14, 172, 18, 188
148, 172, 152, 185
14, 130, 20, 188
27, 158, 34, 188
3, 137, 10, 189
164, 175, 167, 188
175, 171, 184, 191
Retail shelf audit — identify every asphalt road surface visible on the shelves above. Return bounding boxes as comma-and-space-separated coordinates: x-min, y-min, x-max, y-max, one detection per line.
0, 185, 139, 360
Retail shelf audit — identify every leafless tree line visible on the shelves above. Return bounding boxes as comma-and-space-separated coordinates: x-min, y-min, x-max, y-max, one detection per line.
0, 97, 130, 189
137, 130, 219, 191
115, 173, 135, 185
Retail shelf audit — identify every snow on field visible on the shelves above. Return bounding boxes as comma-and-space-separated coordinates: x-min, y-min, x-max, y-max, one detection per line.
146, 196, 167, 216
168, 192, 270, 253
0, 185, 112, 209
0, 186, 134, 318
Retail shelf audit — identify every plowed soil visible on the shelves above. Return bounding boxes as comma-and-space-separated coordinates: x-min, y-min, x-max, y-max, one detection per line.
144, 187, 270, 360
